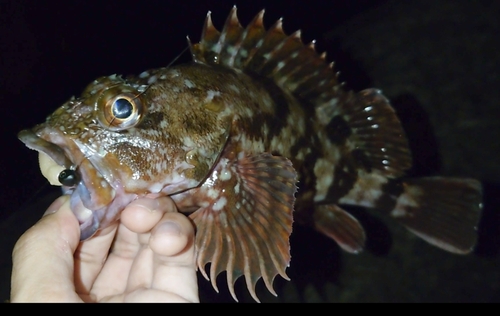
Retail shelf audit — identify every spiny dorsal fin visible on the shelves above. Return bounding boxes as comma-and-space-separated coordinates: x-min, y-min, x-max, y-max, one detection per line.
190, 7, 412, 178
189, 6, 344, 114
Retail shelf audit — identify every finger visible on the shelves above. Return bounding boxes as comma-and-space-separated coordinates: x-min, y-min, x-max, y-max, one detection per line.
149, 213, 198, 303
73, 220, 118, 296
150, 213, 194, 259
121, 197, 178, 234
11, 195, 82, 302
119, 212, 198, 302
90, 196, 175, 299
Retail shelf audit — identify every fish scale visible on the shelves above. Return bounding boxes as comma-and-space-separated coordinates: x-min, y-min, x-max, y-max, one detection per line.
18, 6, 482, 302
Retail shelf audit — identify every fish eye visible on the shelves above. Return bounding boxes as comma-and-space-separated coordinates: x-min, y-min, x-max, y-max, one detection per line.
58, 169, 79, 187
112, 98, 134, 119
96, 88, 145, 131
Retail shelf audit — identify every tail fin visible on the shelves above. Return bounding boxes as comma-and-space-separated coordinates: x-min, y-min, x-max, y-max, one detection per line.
391, 177, 482, 254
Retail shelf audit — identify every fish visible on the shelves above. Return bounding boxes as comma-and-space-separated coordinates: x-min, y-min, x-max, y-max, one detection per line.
18, 7, 482, 302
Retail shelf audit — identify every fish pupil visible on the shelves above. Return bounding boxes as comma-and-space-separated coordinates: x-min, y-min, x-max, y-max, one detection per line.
112, 98, 133, 119
58, 169, 79, 187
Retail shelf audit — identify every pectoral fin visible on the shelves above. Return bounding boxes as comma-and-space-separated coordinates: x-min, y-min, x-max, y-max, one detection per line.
189, 153, 297, 302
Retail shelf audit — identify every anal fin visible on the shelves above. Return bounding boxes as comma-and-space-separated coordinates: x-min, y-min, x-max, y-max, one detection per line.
391, 177, 482, 254
313, 204, 366, 253
189, 153, 297, 302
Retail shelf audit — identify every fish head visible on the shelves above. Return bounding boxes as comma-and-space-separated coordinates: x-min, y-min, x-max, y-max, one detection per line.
19, 67, 231, 239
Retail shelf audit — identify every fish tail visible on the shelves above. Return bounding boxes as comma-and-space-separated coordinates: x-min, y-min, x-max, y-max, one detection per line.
390, 177, 482, 254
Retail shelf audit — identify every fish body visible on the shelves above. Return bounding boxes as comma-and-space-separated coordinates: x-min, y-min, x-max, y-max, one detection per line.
18, 7, 482, 301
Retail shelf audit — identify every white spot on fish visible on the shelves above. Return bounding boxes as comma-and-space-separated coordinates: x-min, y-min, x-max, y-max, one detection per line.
182, 136, 196, 149
240, 48, 249, 58
200, 201, 210, 208
313, 158, 335, 201
391, 190, 420, 218
147, 75, 158, 84
276, 61, 286, 71
339, 174, 387, 208
261, 124, 269, 136
261, 95, 274, 111
184, 79, 195, 88
213, 196, 227, 211
220, 169, 232, 181
328, 97, 338, 107
207, 188, 220, 199
228, 84, 240, 93
204, 90, 221, 103
270, 136, 278, 149
227, 45, 237, 57
296, 150, 305, 161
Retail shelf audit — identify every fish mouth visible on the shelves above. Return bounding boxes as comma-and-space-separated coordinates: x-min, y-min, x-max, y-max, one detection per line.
19, 127, 134, 240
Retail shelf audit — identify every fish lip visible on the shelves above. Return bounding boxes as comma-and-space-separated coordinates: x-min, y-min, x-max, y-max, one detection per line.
20, 126, 104, 183
19, 125, 118, 206
18, 129, 73, 168
19, 125, 125, 236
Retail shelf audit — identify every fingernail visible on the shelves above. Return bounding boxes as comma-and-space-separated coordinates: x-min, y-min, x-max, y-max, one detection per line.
43, 208, 58, 217
156, 221, 181, 236
135, 198, 161, 212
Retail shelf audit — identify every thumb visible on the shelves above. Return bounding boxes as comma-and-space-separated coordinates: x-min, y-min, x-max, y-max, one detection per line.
11, 195, 82, 302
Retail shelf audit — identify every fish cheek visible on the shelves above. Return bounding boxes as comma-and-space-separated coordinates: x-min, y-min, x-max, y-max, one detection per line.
185, 151, 211, 182
183, 111, 232, 182
184, 130, 230, 182
106, 144, 146, 180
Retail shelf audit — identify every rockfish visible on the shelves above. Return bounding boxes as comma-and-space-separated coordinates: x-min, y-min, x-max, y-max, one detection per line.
18, 7, 482, 302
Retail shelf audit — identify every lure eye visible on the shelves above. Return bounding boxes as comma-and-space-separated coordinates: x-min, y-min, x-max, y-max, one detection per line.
58, 169, 79, 187
96, 88, 144, 131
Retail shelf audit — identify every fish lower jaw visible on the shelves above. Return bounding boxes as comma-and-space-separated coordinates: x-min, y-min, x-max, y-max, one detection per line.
68, 192, 100, 240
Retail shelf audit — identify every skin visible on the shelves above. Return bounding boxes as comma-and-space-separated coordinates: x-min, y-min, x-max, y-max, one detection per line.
11, 195, 199, 302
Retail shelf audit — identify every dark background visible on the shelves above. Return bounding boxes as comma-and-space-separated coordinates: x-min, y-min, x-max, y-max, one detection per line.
1, 0, 499, 302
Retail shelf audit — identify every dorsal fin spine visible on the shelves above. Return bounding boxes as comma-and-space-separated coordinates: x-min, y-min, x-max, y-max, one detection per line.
236, 10, 266, 69
218, 6, 244, 67
190, 7, 344, 123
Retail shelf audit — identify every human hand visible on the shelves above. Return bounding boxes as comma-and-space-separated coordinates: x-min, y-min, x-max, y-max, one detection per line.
11, 195, 199, 302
